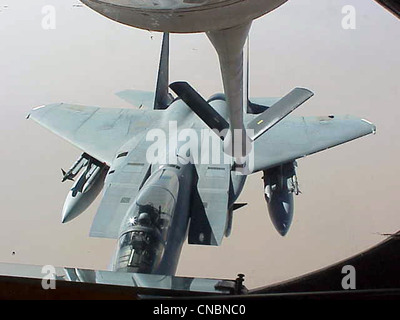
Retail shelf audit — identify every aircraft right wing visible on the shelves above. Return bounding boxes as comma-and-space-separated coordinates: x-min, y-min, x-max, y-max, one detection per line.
28, 103, 152, 165
251, 115, 376, 173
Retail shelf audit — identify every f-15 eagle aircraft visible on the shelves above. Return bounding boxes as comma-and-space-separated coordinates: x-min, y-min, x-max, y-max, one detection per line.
28, 33, 375, 276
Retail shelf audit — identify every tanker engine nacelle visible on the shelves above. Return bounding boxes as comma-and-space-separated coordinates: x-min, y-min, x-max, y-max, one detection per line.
61, 153, 108, 223
263, 161, 300, 236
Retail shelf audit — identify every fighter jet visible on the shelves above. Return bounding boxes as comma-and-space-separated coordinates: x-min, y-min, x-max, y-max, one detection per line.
28, 33, 375, 276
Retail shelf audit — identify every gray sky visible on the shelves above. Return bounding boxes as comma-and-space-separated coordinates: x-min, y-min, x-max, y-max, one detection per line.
0, 0, 399, 289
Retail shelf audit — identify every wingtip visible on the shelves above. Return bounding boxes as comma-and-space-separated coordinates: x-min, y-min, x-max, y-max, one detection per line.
295, 87, 314, 96
361, 118, 377, 135
27, 104, 47, 119
32, 104, 46, 111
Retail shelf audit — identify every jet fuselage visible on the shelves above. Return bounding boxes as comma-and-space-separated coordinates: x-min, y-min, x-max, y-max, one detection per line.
107, 97, 246, 275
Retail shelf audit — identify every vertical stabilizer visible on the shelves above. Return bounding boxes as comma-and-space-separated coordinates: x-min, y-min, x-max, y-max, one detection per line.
154, 33, 173, 110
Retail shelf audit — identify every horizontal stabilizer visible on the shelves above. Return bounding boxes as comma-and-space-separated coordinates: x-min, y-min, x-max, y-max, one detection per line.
170, 81, 229, 136
247, 88, 314, 140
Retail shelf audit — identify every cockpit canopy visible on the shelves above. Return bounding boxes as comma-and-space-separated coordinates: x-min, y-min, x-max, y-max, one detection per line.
120, 184, 177, 236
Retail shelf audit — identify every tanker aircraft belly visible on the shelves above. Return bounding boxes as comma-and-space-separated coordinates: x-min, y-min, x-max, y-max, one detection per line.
28, 33, 376, 276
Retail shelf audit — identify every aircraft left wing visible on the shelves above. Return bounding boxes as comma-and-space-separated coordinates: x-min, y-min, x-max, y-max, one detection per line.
27, 103, 151, 165
251, 115, 376, 173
